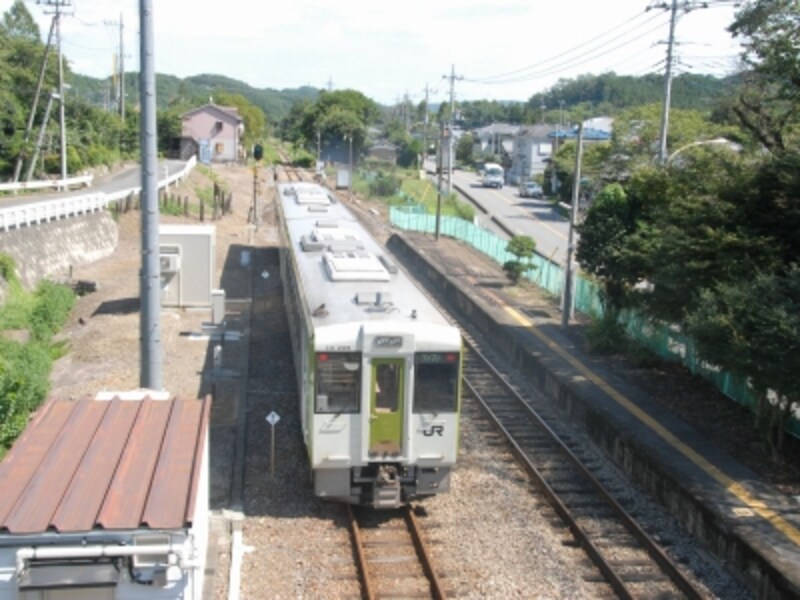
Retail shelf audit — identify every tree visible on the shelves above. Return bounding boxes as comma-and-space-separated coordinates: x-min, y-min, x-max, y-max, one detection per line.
455, 132, 474, 165
576, 183, 641, 318
212, 91, 268, 148
502, 235, 537, 284
294, 90, 378, 163
687, 267, 800, 455
729, 0, 800, 152
2, 0, 40, 40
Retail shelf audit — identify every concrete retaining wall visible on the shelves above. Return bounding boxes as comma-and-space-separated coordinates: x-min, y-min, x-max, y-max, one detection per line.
387, 232, 797, 600
0, 212, 118, 289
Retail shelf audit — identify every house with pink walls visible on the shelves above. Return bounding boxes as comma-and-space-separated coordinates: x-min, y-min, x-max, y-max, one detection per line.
181, 103, 244, 163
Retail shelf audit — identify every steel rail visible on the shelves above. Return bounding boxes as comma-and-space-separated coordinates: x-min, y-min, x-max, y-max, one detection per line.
462, 338, 703, 599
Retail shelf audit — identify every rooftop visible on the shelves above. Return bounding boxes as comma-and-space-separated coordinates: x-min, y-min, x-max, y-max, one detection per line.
0, 396, 210, 535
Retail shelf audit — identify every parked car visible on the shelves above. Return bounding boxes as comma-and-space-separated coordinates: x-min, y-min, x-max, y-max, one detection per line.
519, 181, 543, 198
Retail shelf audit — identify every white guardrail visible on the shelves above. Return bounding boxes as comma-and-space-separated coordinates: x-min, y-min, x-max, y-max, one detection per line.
0, 173, 94, 193
0, 156, 196, 232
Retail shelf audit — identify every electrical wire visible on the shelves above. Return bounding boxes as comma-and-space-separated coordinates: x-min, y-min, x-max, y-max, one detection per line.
468, 9, 668, 84
467, 16, 671, 86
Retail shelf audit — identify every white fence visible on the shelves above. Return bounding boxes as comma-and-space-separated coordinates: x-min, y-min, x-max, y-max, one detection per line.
0, 156, 196, 232
0, 173, 94, 194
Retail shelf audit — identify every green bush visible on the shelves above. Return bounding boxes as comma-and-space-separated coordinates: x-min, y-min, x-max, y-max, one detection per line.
0, 339, 52, 451
294, 154, 315, 168
0, 273, 75, 454
502, 260, 526, 284
0, 254, 17, 284
368, 173, 401, 197
30, 281, 75, 342
585, 315, 628, 354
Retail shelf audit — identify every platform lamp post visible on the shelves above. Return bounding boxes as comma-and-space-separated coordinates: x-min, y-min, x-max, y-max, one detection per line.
562, 123, 584, 329
346, 133, 353, 202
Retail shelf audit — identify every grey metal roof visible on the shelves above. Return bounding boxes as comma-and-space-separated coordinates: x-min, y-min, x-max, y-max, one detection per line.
278, 183, 450, 329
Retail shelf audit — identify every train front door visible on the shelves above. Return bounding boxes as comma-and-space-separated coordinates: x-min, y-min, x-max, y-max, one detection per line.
369, 358, 404, 456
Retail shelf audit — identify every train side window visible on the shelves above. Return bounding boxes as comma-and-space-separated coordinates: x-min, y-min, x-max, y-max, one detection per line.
413, 352, 459, 413
316, 352, 361, 413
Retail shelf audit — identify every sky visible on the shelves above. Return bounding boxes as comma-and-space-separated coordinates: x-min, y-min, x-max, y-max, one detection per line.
1, 0, 745, 106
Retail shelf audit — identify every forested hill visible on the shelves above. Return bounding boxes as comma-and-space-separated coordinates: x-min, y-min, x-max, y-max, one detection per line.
455, 72, 738, 128
69, 72, 320, 124
530, 72, 739, 113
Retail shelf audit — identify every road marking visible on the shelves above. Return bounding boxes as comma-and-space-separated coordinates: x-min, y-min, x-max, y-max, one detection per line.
501, 303, 800, 547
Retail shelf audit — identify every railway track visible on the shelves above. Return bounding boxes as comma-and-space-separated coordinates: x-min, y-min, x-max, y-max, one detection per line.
347, 504, 447, 600
270, 157, 707, 598
460, 332, 704, 600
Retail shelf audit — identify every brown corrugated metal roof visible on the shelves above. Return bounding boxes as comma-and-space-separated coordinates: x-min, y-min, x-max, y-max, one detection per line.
0, 396, 210, 535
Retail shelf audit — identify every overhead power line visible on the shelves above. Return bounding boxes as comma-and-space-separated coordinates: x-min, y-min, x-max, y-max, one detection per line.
468, 9, 668, 85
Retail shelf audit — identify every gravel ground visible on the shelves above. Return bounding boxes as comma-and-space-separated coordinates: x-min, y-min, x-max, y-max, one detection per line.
48, 165, 787, 598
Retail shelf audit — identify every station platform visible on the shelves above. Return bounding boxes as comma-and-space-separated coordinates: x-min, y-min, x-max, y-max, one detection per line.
387, 230, 800, 599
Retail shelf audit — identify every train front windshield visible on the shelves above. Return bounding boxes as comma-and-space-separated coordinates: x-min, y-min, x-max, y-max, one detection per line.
316, 352, 361, 413
413, 352, 460, 413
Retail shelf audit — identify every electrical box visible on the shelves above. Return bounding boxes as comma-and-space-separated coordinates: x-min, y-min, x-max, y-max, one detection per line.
336, 169, 350, 189
159, 225, 216, 308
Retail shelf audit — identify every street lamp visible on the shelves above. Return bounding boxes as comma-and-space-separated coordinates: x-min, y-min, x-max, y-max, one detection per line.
666, 137, 732, 165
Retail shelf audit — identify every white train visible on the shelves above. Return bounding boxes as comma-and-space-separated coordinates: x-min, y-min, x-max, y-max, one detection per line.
276, 181, 462, 508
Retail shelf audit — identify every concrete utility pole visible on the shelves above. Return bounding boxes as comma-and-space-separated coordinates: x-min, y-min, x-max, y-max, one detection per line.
656, 0, 679, 164
25, 92, 57, 182
562, 123, 584, 328
422, 84, 430, 168
12, 16, 55, 183
119, 13, 125, 121
40, 1, 72, 182
650, 0, 721, 164
104, 14, 125, 119
442, 65, 463, 195
139, 0, 162, 390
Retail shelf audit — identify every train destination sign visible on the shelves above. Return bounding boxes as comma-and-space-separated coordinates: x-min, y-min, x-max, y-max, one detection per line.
374, 335, 403, 348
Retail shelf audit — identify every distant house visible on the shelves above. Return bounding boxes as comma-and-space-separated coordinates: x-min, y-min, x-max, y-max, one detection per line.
181, 103, 244, 163
367, 141, 398, 165
509, 124, 557, 185
473, 123, 520, 159
0, 393, 210, 599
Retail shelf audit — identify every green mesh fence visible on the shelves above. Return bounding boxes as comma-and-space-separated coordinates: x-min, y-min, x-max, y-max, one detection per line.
390, 203, 800, 438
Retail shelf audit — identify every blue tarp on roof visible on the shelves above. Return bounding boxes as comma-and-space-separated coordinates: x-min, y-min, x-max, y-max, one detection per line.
549, 128, 611, 141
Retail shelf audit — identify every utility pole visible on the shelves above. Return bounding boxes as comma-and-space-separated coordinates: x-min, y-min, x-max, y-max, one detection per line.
650, 0, 719, 164
442, 64, 463, 196
139, 0, 162, 391
40, 1, 72, 183
562, 123, 584, 328
119, 13, 125, 121
656, 0, 679, 164
422, 84, 430, 169
12, 17, 55, 183
25, 92, 57, 182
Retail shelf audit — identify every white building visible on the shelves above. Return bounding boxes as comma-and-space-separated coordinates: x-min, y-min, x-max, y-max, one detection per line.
508, 124, 557, 185
472, 123, 520, 159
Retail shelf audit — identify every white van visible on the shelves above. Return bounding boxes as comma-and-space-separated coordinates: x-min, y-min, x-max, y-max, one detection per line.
482, 163, 504, 188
